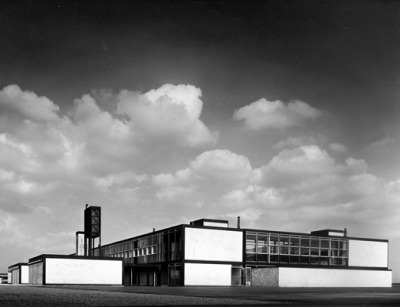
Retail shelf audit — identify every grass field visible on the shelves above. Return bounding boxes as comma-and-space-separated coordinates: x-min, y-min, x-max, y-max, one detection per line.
2, 284, 400, 306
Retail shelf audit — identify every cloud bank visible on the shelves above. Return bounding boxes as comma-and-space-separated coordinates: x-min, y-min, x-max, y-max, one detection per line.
233, 98, 322, 130
0, 84, 399, 272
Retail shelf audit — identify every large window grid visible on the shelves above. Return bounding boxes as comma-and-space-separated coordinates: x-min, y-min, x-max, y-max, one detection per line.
246, 231, 348, 266
96, 228, 182, 264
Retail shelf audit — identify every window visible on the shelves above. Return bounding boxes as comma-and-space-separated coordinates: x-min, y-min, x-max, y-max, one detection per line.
246, 233, 256, 253
280, 246, 289, 255
269, 245, 279, 254
290, 246, 300, 255
269, 234, 279, 246
310, 248, 319, 256
257, 233, 268, 254
301, 236, 310, 247
280, 235, 289, 246
320, 249, 329, 257
290, 236, 300, 255
244, 231, 348, 267
301, 248, 310, 256
311, 237, 319, 248
321, 239, 329, 249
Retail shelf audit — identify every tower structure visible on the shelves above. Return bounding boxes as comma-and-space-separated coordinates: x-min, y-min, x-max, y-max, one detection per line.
84, 205, 101, 256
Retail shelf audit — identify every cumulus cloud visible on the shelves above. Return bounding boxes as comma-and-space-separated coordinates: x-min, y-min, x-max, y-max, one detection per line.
0, 84, 60, 122
0, 83, 217, 193
116, 84, 218, 147
150, 144, 400, 238
233, 98, 322, 130
153, 149, 253, 200
0, 82, 218, 239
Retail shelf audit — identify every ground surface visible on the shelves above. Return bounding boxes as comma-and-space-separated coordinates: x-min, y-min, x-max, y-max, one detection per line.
1, 284, 400, 306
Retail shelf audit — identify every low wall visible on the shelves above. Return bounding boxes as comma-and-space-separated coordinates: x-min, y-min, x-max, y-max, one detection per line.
184, 263, 232, 286
46, 257, 123, 285
28, 255, 123, 285
279, 267, 392, 287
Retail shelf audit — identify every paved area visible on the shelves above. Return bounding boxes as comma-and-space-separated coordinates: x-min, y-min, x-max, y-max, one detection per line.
2, 284, 400, 306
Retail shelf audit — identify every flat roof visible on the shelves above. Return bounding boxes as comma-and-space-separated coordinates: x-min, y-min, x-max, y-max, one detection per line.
95, 219, 388, 250
28, 254, 124, 263
8, 262, 28, 270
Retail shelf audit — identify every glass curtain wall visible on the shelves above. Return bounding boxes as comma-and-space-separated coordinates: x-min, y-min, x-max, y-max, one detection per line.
97, 227, 182, 265
246, 231, 348, 266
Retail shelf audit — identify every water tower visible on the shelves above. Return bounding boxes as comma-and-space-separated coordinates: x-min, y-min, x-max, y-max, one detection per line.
84, 205, 101, 256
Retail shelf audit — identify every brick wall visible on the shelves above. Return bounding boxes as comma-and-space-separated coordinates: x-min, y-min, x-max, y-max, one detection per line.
251, 267, 279, 287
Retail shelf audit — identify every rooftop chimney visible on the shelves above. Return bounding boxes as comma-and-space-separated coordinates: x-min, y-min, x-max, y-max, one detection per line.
344, 228, 347, 237
237, 216, 241, 229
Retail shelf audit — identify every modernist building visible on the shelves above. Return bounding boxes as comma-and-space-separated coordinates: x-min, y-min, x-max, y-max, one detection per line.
0, 272, 8, 284
93, 218, 392, 287
8, 263, 29, 284
7, 206, 392, 287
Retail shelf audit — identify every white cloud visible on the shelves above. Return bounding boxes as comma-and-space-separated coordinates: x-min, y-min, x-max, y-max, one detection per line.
153, 149, 253, 194
233, 98, 322, 130
0, 83, 219, 246
150, 144, 400, 239
117, 84, 218, 147
0, 84, 60, 122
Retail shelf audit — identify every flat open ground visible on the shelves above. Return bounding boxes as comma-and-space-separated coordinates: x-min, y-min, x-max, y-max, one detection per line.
2, 284, 400, 306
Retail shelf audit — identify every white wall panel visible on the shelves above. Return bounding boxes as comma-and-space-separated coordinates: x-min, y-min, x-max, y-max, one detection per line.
45, 258, 122, 285
184, 263, 232, 286
21, 265, 29, 284
279, 267, 392, 287
349, 240, 388, 267
185, 228, 242, 262
203, 221, 228, 228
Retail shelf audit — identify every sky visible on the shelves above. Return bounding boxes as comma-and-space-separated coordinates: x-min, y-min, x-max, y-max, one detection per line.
1, 0, 400, 280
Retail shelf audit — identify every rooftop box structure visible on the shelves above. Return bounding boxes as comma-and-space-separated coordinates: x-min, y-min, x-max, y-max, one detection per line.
311, 229, 346, 237
190, 218, 229, 228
